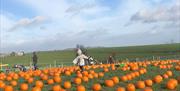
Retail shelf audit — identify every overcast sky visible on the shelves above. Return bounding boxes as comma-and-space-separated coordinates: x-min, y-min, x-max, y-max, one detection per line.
0, 0, 180, 53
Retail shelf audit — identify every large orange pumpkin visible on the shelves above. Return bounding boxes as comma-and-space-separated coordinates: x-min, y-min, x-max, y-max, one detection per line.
10, 80, 17, 86
105, 80, 114, 87
35, 80, 43, 88
168, 79, 178, 86
166, 71, 172, 77
162, 74, 169, 79
143, 87, 153, 91
4, 85, 13, 91
153, 75, 163, 83
47, 79, 54, 84
53, 76, 61, 83
121, 76, 127, 81
98, 72, 104, 77
166, 81, 176, 90
32, 87, 41, 91
65, 71, 71, 76
64, 81, 71, 89
126, 83, 135, 91
28, 77, 34, 83
82, 76, 89, 82
145, 79, 153, 87
92, 83, 101, 91
116, 87, 125, 91
0, 81, 5, 88
41, 75, 48, 81
52, 85, 61, 91
136, 81, 145, 89
77, 85, 86, 91
74, 77, 82, 85
111, 76, 119, 84
20, 83, 28, 91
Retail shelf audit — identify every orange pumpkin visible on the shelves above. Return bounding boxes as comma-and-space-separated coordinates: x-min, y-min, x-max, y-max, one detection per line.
4, 85, 13, 91
77, 73, 83, 78
74, 77, 82, 85
121, 76, 127, 81
20, 83, 28, 91
6, 76, 12, 81
126, 75, 132, 80
82, 76, 89, 82
145, 79, 153, 87
166, 71, 172, 77
0, 81, 5, 88
52, 85, 61, 91
47, 79, 54, 84
153, 75, 163, 83
126, 83, 135, 91
98, 72, 104, 77
77, 85, 86, 91
28, 77, 34, 83
92, 83, 101, 91
166, 81, 176, 90
10, 80, 17, 86
35, 80, 43, 88
104, 68, 109, 72
53, 76, 61, 83
65, 71, 71, 76
105, 80, 114, 87
136, 81, 145, 89
143, 87, 153, 91
168, 79, 178, 86
41, 75, 48, 81
64, 81, 71, 89
111, 76, 119, 84
162, 74, 168, 79
32, 87, 41, 91
116, 87, 125, 91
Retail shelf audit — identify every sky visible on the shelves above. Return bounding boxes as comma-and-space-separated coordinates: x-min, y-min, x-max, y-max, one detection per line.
0, 0, 180, 53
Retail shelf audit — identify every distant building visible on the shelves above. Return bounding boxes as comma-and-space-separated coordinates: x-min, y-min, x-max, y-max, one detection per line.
15, 51, 25, 56
10, 51, 25, 56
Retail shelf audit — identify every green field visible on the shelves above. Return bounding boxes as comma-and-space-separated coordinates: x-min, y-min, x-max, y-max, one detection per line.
1, 43, 180, 66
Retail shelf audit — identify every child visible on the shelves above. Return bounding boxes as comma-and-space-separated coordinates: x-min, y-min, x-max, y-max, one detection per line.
73, 48, 88, 72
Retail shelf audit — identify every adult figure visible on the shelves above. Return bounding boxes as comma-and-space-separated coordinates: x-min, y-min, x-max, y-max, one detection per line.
108, 56, 114, 64
32, 52, 38, 70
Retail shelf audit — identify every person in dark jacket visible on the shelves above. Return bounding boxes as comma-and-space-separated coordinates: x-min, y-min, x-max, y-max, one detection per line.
32, 52, 38, 70
108, 56, 114, 64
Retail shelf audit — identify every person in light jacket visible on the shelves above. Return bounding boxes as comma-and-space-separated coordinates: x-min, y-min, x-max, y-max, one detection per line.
73, 48, 88, 72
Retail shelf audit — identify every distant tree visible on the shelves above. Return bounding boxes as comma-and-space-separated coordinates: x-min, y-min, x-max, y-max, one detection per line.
21, 51, 25, 56
10, 52, 16, 56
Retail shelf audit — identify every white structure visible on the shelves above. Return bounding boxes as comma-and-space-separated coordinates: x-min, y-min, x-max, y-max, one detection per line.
16, 52, 25, 56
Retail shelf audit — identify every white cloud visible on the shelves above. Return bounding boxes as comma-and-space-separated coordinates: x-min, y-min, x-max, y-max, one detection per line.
1, 0, 180, 53
130, 3, 180, 23
9, 16, 48, 31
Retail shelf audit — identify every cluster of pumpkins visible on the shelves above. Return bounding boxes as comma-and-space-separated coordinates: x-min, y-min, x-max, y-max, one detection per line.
0, 60, 179, 91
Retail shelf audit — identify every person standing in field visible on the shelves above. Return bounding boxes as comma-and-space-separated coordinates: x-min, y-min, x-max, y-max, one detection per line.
32, 52, 38, 70
73, 48, 88, 72
108, 56, 114, 64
